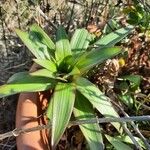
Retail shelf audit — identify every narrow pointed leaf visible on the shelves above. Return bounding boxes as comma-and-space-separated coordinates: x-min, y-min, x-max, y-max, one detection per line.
33, 59, 57, 72
30, 69, 55, 78
105, 134, 133, 150
7, 72, 29, 83
116, 135, 145, 149
63, 67, 80, 79
55, 26, 72, 63
16, 26, 54, 59
0, 72, 55, 98
46, 98, 53, 120
51, 83, 75, 148
29, 24, 55, 59
74, 92, 104, 150
76, 47, 121, 72
30, 69, 65, 81
30, 24, 55, 52
70, 28, 91, 54
76, 77, 122, 133
94, 25, 133, 47
15, 29, 45, 59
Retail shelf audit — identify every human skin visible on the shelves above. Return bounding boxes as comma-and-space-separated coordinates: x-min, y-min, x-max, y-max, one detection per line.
16, 64, 50, 150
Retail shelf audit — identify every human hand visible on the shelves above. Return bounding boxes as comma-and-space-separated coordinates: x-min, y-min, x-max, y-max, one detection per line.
16, 63, 50, 150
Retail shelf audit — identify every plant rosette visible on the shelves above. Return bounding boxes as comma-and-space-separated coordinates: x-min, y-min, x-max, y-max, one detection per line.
0, 24, 134, 149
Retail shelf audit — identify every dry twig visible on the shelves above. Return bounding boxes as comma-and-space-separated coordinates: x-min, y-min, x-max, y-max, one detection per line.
0, 115, 150, 141
111, 100, 150, 149
36, 6, 57, 30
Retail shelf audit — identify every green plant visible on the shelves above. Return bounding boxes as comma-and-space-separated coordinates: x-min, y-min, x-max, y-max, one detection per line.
117, 75, 142, 109
123, 0, 150, 30
0, 24, 133, 149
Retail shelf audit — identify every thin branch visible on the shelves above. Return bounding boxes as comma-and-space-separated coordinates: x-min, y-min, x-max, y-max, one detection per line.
86, 0, 94, 27
66, 1, 75, 33
68, 0, 85, 6
111, 100, 150, 149
14, 0, 21, 29
70, 116, 150, 126
107, 89, 150, 149
0, 124, 50, 141
36, 6, 57, 30
0, 115, 150, 141
1, 9, 8, 55
122, 123, 142, 150
2, 62, 28, 71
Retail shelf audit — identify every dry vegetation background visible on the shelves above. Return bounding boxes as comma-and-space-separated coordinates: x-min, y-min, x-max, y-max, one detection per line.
0, 0, 150, 149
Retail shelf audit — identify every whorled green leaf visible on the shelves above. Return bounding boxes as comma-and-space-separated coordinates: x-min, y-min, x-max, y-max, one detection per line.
105, 134, 133, 150
30, 69, 66, 82
15, 29, 51, 59
7, 72, 29, 83
33, 59, 57, 72
103, 19, 121, 35
55, 26, 72, 63
46, 98, 53, 120
30, 69, 55, 78
63, 66, 80, 79
0, 72, 55, 98
29, 24, 55, 59
73, 92, 104, 150
30, 24, 55, 52
70, 28, 91, 54
116, 135, 146, 149
16, 24, 55, 59
76, 77, 122, 133
51, 83, 75, 148
76, 47, 121, 73
94, 25, 134, 48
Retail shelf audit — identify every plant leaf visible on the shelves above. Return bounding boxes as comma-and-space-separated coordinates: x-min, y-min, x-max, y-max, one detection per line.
105, 134, 133, 150
118, 94, 134, 108
30, 69, 55, 78
63, 66, 80, 79
55, 26, 72, 63
51, 83, 75, 148
76, 47, 121, 72
30, 24, 55, 52
46, 98, 53, 120
103, 19, 121, 35
76, 77, 122, 133
0, 72, 55, 98
15, 29, 43, 59
16, 23, 55, 59
7, 72, 29, 83
116, 135, 146, 149
94, 25, 134, 47
30, 69, 66, 82
33, 59, 57, 72
73, 92, 104, 150
121, 75, 141, 89
70, 28, 91, 54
